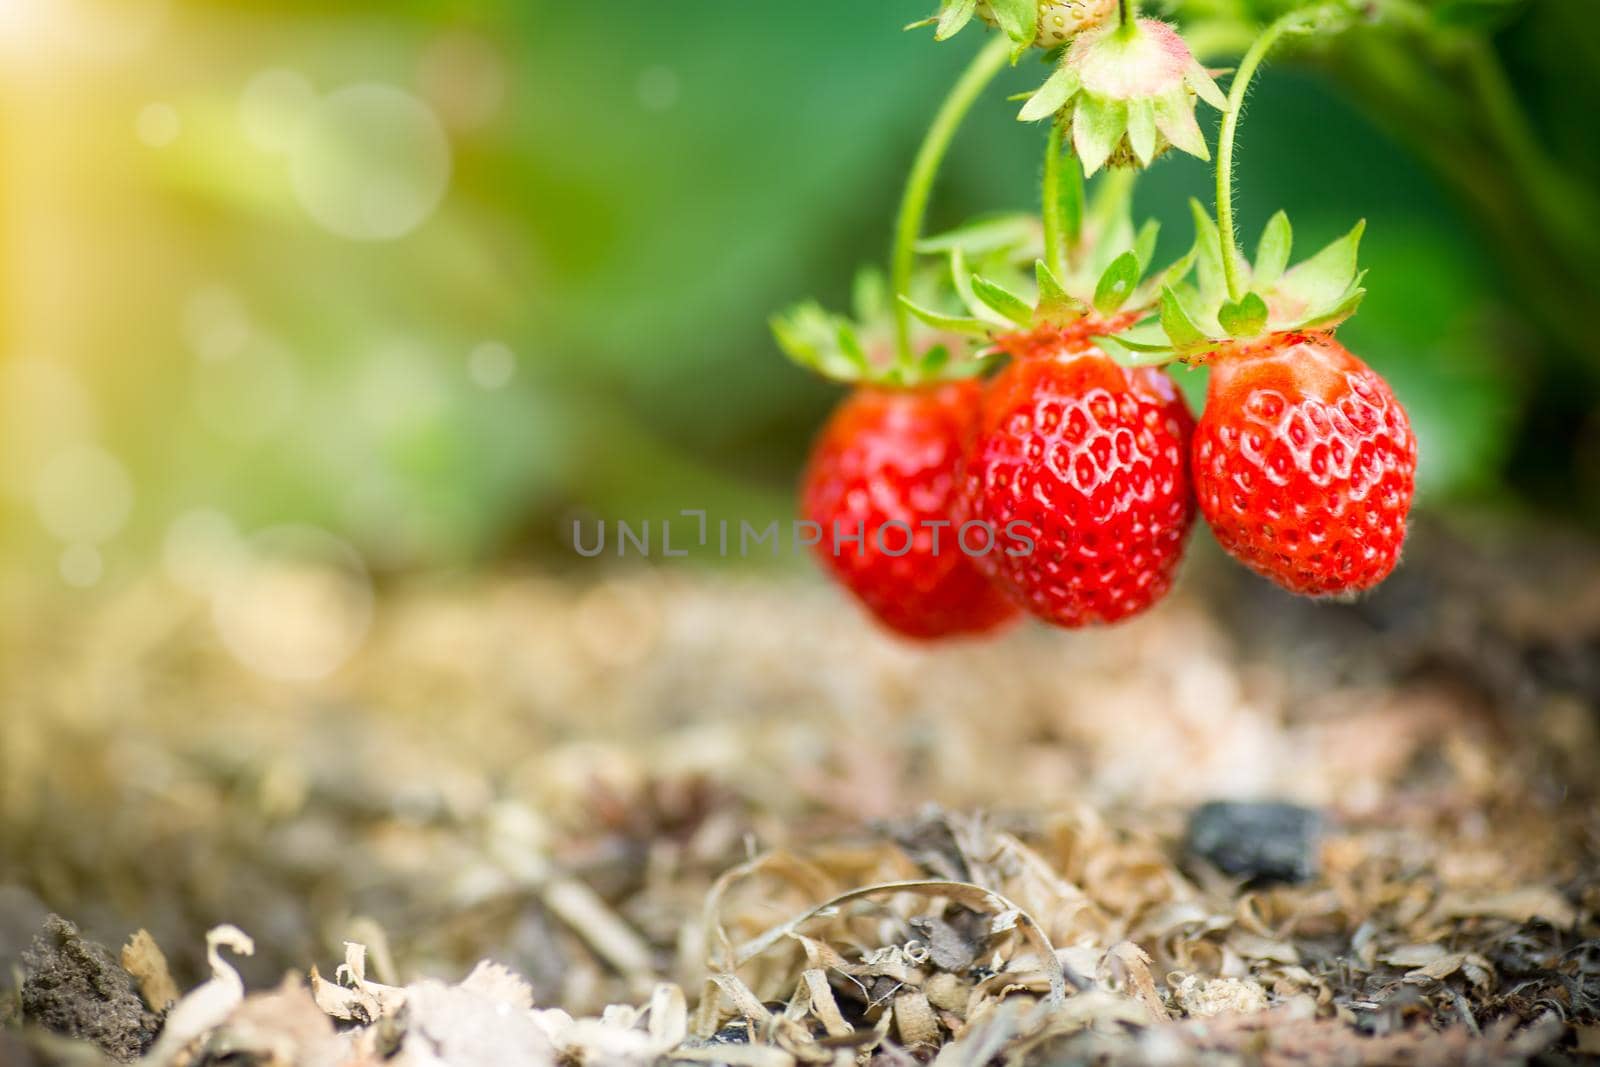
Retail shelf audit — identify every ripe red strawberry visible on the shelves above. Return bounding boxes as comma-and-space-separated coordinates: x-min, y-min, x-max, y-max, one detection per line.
962, 330, 1196, 627
1192, 331, 1417, 597
801, 381, 1021, 640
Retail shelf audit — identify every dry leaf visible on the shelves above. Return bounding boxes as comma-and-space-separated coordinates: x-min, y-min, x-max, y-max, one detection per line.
1433, 887, 1577, 928
120, 929, 179, 1013
1100, 942, 1170, 1021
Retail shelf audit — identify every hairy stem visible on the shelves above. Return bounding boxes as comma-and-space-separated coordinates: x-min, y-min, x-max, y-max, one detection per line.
892, 35, 1012, 360
1041, 119, 1068, 277
1215, 11, 1303, 303
1119, 0, 1137, 30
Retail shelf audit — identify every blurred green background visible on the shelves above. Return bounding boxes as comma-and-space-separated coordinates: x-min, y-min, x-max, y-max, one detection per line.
1, 0, 1596, 589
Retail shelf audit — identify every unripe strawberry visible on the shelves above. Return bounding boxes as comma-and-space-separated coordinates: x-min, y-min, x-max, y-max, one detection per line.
977, 0, 1118, 48
1192, 332, 1417, 597
802, 382, 1021, 640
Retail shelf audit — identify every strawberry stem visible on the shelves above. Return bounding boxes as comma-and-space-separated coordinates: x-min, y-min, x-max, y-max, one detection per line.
892, 35, 1012, 362
1041, 118, 1068, 278
1215, 11, 1302, 304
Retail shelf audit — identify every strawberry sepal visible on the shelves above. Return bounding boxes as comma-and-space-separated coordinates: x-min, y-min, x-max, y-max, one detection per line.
1018, 18, 1226, 175
919, 171, 1193, 345
773, 266, 997, 387
1098, 205, 1368, 366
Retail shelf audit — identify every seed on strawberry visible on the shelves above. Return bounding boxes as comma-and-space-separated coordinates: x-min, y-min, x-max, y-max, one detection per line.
801, 382, 1021, 640
963, 330, 1196, 627
1192, 331, 1417, 597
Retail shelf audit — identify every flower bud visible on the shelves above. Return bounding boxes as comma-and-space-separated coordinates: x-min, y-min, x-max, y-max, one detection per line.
1019, 18, 1227, 175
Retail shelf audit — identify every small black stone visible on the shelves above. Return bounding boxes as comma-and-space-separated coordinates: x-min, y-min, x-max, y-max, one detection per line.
1185, 801, 1323, 885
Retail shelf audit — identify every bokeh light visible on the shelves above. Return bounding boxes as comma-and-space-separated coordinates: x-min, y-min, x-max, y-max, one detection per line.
417, 31, 507, 132
190, 335, 301, 444
134, 102, 180, 148
57, 542, 103, 587
162, 508, 242, 594
210, 524, 373, 682
287, 84, 452, 242
238, 68, 316, 153
468, 341, 516, 391
34, 445, 133, 545
0, 359, 97, 501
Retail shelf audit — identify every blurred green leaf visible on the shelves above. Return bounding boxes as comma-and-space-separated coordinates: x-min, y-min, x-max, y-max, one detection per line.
1433, 0, 1526, 30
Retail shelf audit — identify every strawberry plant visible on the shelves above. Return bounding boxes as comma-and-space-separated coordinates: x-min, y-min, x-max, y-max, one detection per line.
775, 0, 1421, 635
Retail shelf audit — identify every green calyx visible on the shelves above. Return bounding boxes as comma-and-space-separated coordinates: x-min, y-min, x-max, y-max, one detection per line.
898, 173, 1191, 341
1100, 203, 1367, 364
1017, 17, 1226, 176
772, 266, 992, 387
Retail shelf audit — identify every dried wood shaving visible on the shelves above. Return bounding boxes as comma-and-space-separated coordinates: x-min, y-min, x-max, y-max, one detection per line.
120, 931, 178, 1015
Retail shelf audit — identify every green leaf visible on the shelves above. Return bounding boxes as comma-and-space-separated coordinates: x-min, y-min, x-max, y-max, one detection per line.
897, 295, 994, 337
949, 248, 997, 324
1099, 321, 1171, 352
1299, 282, 1367, 329
1433, 0, 1525, 30
1140, 244, 1198, 308
851, 267, 887, 321
1159, 285, 1211, 351
772, 303, 870, 381
1071, 94, 1125, 177
1133, 220, 1160, 274
1218, 292, 1269, 338
971, 274, 1034, 326
770, 314, 820, 370
1098, 334, 1178, 367
1253, 211, 1293, 287
835, 322, 869, 369
920, 344, 952, 376
1018, 65, 1080, 122
1152, 86, 1209, 160
1125, 98, 1158, 167
987, 0, 1038, 57
1035, 259, 1086, 325
918, 214, 1037, 257
1277, 219, 1365, 311
935, 0, 977, 40
1093, 252, 1141, 315
1183, 59, 1229, 112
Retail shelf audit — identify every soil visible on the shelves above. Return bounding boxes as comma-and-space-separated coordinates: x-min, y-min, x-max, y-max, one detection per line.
1, 518, 1597, 1065
17, 918, 159, 1062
